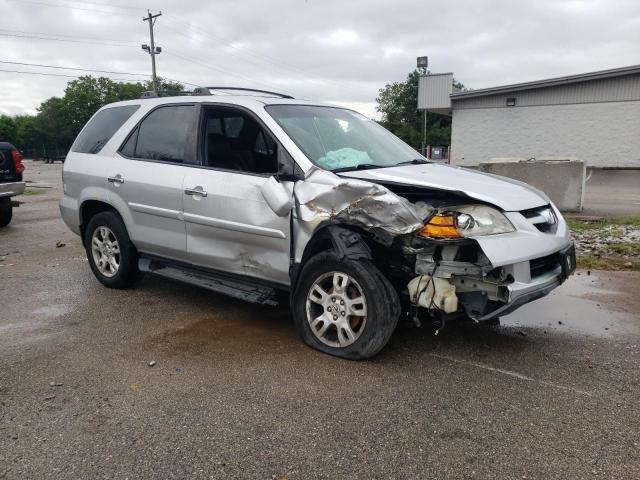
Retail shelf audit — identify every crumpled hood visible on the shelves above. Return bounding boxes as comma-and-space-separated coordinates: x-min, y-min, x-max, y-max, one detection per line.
338, 163, 549, 212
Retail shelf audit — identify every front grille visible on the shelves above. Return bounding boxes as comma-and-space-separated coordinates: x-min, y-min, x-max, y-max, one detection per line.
521, 205, 558, 233
530, 252, 559, 278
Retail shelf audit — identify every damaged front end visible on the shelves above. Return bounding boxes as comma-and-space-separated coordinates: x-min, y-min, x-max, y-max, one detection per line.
292, 168, 575, 325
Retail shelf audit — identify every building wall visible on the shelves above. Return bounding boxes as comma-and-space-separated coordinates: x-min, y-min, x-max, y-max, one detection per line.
451, 100, 640, 168
452, 74, 640, 109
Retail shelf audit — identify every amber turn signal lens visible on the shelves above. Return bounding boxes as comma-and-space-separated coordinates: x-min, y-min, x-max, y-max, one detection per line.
419, 213, 461, 239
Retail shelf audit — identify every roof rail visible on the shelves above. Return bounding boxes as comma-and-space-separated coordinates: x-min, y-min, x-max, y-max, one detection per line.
141, 91, 158, 98
191, 87, 294, 99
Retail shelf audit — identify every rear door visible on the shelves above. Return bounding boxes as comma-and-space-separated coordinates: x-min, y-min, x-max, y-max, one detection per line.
108, 104, 197, 262
182, 105, 292, 284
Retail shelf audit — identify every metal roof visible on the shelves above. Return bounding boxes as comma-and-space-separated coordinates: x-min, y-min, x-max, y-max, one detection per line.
450, 64, 640, 100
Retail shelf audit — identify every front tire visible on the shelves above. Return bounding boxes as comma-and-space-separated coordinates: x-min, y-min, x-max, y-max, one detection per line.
0, 198, 12, 227
292, 251, 400, 360
84, 211, 138, 289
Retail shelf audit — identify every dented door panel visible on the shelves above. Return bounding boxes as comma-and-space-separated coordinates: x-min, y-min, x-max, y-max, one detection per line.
183, 168, 292, 284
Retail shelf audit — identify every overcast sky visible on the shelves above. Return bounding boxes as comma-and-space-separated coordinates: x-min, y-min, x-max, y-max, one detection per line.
1, 0, 639, 118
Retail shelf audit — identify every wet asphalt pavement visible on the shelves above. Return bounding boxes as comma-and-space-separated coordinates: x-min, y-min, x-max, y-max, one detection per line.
1, 161, 639, 479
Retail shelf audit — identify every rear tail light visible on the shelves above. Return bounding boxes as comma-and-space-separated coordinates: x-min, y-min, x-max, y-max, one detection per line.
11, 149, 24, 175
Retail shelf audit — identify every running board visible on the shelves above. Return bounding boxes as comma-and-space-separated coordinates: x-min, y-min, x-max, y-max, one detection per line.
139, 257, 278, 306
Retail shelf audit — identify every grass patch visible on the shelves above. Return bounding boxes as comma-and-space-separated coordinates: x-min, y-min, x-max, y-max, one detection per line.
567, 215, 640, 271
23, 189, 45, 196
566, 215, 640, 232
577, 255, 639, 271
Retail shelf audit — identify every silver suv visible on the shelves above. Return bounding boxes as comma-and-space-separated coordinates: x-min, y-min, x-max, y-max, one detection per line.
61, 87, 575, 359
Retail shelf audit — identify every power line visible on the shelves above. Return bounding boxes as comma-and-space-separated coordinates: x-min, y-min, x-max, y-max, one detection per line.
7, 0, 134, 16
0, 60, 149, 77
0, 28, 140, 45
0, 67, 198, 88
163, 51, 284, 92
0, 31, 139, 48
162, 15, 347, 92
38, 0, 142, 11
0, 68, 144, 82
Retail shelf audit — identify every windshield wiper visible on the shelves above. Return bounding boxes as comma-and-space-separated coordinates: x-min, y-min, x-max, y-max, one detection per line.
331, 163, 387, 173
395, 158, 430, 166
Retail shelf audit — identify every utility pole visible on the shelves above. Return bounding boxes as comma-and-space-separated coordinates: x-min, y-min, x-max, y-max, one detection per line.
142, 10, 162, 93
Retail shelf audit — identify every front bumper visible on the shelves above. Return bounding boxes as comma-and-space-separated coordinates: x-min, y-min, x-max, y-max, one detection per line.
477, 243, 576, 320
0, 181, 26, 198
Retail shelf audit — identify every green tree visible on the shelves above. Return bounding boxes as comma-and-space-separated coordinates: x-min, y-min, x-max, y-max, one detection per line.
376, 70, 465, 150
0, 115, 17, 142
1, 76, 179, 156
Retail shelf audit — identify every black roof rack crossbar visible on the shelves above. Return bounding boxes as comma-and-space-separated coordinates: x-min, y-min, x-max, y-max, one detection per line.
195, 87, 294, 99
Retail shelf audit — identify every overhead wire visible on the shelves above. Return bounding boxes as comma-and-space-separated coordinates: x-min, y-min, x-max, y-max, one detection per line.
0, 67, 144, 82
0, 31, 140, 48
0, 60, 149, 77
3, 0, 322, 93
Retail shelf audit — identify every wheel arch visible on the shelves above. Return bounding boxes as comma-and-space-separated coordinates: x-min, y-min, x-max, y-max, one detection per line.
79, 200, 126, 246
290, 223, 375, 293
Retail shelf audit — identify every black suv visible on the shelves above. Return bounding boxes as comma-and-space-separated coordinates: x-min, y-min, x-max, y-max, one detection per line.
0, 142, 26, 227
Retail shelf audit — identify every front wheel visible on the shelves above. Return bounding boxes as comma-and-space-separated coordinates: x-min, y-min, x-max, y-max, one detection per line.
292, 251, 400, 360
0, 198, 12, 227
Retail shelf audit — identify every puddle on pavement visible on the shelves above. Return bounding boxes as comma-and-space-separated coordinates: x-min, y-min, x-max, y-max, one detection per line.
151, 305, 296, 355
502, 272, 638, 338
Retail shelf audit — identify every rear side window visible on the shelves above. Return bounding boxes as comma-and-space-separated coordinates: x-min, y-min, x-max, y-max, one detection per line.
129, 105, 194, 163
72, 105, 139, 154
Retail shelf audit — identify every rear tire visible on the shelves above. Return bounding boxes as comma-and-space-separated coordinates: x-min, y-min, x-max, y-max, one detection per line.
0, 198, 12, 227
84, 211, 138, 289
292, 251, 400, 360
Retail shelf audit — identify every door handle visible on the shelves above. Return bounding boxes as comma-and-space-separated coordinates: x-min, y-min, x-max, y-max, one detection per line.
184, 186, 208, 197
107, 174, 124, 185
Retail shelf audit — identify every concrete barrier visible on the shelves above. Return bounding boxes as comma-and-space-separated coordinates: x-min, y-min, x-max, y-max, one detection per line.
477, 158, 586, 212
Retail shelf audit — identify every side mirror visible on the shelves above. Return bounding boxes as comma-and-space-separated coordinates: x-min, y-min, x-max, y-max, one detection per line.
277, 147, 304, 182
260, 176, 294, 217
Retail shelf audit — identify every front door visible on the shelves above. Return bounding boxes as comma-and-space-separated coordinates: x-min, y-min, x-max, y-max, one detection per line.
183, 105, 292, 285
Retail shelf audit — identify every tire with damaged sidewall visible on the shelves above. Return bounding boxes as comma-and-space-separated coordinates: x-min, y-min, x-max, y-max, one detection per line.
292, 251, 400, 360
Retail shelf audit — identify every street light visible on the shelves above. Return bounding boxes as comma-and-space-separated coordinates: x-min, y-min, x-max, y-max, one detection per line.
417, 56, 429, 156
417, 56, 428, 72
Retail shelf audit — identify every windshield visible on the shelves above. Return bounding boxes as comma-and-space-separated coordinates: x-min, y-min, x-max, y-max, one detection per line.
265, 105, 427, 171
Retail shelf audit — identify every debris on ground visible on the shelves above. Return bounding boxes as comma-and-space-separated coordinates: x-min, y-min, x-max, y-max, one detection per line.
49, 381, 63, 387
148, 361, 156, 367
55, 241, 66, 248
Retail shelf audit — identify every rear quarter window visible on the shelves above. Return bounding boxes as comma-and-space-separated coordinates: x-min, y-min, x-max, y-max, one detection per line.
72, 105, 140, 154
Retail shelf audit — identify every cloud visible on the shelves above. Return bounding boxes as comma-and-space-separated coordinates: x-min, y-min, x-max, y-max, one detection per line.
0, 0, 639, 119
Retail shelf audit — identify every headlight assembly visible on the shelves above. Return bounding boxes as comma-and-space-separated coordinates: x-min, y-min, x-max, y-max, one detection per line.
419, 205, 515, 239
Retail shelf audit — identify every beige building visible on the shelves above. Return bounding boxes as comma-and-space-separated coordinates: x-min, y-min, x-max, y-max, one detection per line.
418, 65, 640, 168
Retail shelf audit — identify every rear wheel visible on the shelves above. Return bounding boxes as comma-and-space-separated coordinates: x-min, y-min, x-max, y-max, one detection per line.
84, 211, 138, 289
0, 198, 12, 227
292, 251, 400, 360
